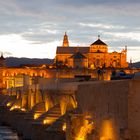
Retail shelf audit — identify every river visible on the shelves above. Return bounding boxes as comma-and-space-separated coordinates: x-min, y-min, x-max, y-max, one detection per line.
0, 126, 22, 140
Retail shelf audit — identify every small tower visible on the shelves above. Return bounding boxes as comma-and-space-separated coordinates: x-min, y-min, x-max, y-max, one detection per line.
129, 58, 132, 68
125, 45, 127, 52
98, 35, 100, 40
0, 53, 6, 67
62, 32, 69, 47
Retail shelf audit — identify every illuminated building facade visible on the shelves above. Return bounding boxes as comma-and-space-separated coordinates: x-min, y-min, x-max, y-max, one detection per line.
0, 33, 131, 89
55, 33, 128, 69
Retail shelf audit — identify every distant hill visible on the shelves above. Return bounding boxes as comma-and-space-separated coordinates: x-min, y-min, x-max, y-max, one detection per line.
131, 62, 140, 68
5, 57, 54, 67
4, 57, 140, 68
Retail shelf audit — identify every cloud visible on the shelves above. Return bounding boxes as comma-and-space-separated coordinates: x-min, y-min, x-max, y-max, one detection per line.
0, 0, 140, 61
0, 34, 60, 58
79, 22, 125, 30
51, 0, 140, 5
104, 31, 140, 42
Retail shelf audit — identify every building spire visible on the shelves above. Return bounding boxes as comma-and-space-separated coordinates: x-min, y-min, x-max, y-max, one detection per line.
62, 32, 69, 47
0, 52, 4, 59
130, 58, 132, 64
125, 45, 127, 51
98, 35, 100, 40
0, 52, 6, 67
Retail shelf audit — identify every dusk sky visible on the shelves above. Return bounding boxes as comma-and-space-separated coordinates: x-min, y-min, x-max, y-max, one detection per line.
0, 0, 140, 62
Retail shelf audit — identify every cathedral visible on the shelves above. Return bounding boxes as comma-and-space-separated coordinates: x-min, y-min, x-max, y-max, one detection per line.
55, 33, 128, 69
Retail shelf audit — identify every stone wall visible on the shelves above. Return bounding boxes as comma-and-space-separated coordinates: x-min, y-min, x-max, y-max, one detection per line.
128, 78, 140, 140
75, 80, 129, 140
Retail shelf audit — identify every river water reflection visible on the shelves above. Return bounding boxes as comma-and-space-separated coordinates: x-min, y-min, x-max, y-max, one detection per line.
0, 126, 22, 140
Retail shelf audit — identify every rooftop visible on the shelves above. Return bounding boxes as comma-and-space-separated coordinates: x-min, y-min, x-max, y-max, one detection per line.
91, 38, 107, 46
70, 52, 87, 59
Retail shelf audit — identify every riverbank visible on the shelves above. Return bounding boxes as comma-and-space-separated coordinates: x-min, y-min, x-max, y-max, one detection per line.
0, 94, 65, 140
0, 125, 21, 140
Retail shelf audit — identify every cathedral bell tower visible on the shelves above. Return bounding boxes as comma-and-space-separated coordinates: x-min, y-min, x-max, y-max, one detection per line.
62, 32, 69, 47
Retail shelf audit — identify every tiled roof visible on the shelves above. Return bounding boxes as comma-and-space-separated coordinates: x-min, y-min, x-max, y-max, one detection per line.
56, 46, 89, 54
70, 52, 87, 59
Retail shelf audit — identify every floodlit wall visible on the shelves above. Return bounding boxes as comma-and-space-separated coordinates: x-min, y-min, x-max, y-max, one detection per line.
75, 80, 129, 139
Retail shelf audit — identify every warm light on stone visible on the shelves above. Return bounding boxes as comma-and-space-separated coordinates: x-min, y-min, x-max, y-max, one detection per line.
34, 113, 41, 120
43, 118, 55, 125
7, 102, 12, 107
75, 119, 94, 140
69, 114, 94, 140
62, 123, 66, 131
20, 108, 26, 112
10, 105, 21, 111
100, 119, 117, 140
55, 34, 128, 69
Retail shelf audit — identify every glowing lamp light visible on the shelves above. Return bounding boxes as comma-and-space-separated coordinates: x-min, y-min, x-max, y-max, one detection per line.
62, 123, 66, 131
21, 108, 26, 112
43, 118, 54, 125
7, 102, 12, 107
10, 105, 21, 111
43, 119, 49, 124
33, 113, 41, 120
75, 138, 85, 140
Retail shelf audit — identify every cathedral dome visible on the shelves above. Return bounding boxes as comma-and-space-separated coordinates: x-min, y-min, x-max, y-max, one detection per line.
91, 38, 107, 46
90, 36, 108, 53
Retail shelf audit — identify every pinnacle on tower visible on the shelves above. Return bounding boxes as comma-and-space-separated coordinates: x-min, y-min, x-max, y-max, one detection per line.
98, 35, 100, 40
125, 45, 127, 51
0, 52, 5, 60
0, 52, 6, 67
62, 32, 69, 47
